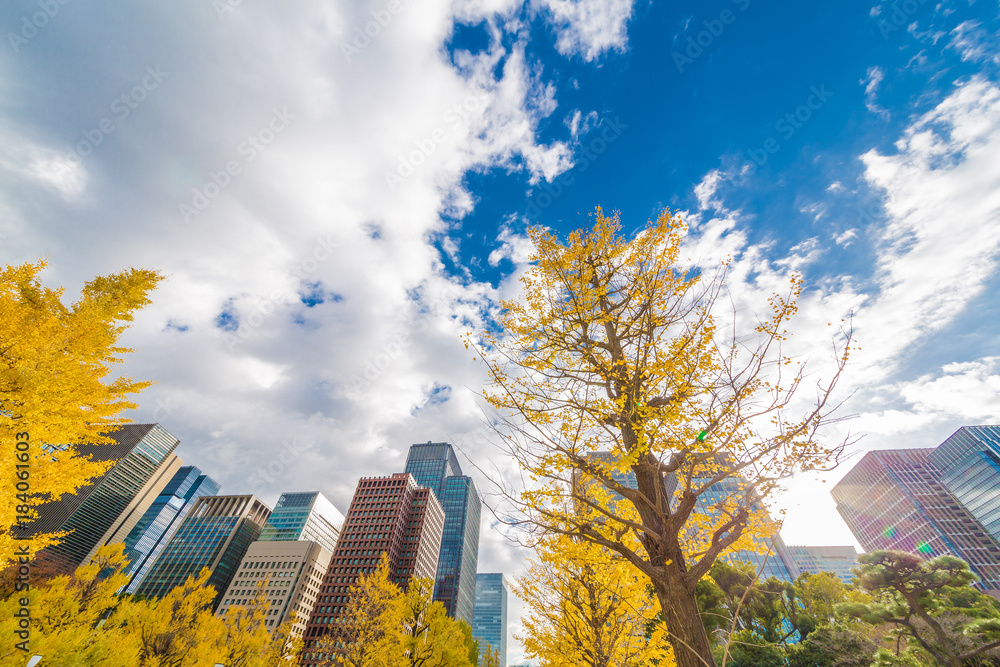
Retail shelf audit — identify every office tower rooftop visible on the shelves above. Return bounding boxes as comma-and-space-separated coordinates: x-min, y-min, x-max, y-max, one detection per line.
405, 442, 482, 625
833, 444, 1000, 594
133, 494, 271, 610
19, 423, 180, 572
123, 465, 221, 594
473, 573, 508, 667
258, 491, 344, 553
301, 473, 445, 665
785, 545, 859, 585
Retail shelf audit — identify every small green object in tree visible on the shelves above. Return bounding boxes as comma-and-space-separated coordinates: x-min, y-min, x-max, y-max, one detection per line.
698, 430, 707, 442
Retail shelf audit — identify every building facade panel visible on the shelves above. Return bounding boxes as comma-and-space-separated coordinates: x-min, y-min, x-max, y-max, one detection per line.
18, 423, 181, 571
133, 494, 271, 610
473, 573, 508, 667
834, 444, 1000, 594
301, 473, 445, 666
217, 540, 332, 637
405, 442, 481, 625
122, 465, 221, 593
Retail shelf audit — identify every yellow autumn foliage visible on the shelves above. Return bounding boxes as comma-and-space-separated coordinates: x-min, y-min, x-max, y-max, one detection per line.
516, 534, 674, 667
0, 260, 163, 566
469, 208, 851, 667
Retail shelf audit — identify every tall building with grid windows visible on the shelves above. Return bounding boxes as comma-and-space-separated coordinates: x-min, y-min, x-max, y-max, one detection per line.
833, 435, 1000, 596
404, 442, 482, 625
785, 545, 859, 585
216, 492, 343, 637
133, 495, 271, 610
473, 573, 508, 667
17, 423, 181, 572
931, 426, 1000, 544
123, 465, 221, 593
301, 473, 445, 666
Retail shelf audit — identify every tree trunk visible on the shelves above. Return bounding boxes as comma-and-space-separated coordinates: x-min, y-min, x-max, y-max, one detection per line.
651, 570, 717, 667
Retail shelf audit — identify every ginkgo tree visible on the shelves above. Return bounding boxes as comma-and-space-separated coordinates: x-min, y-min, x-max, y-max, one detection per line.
469, 208, 853, 667
516, 534, 674, 667
0, 260, 163, 566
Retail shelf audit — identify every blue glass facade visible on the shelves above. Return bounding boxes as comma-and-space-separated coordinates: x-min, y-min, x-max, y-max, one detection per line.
933, 426, 1000, 544
133, 495, 271, 610
405, 442, 482, 625
785, 545, 859, 585
123, 465, 221, 594
258, 491, 344, 552
473, 573, 508, 667
834, 442, 1000, 593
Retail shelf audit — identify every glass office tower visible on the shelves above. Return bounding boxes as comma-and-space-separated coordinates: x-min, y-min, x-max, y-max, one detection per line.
134, 495, 271, 610
834, 441, 1000, 594
931, 426, 1000, 543
785, 545, 859, 585
258, 491, 344, 552
123, 465, 221, 593
473, 573, 508, 667
404, 442, 482, 625
18, 423, 180, 571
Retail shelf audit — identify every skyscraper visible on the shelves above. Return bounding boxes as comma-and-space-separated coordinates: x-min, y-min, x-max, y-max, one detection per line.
18, 423, 181, 572
301, 473, 445, 665
216, 491, 344, 637
123, 465, 221, 594
785, 545, 859, 585
473, 573, 508, 667
405, 442, 482, 625
833, 439, 1000, 595
931, 426, 1000, 544
133, 494, 271, 610
257, 491, 344, 552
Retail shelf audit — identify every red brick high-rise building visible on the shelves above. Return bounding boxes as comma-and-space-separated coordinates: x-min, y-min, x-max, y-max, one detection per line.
300, 473, 445, 664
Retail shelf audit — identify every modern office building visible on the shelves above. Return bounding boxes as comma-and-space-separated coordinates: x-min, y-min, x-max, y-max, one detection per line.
216, 491, 344, 637
217, 540, 332, 637
18, 423, 181, 572
785, 545, 859, 585
833, 441, 1000, 595
404, 442, 482, 625
473, 573, 508, 667
257, 491, 344, 553
931, 426, 1000, 543
133, 495, 271, 610
581, 451, 797, 581
301, 473, 445, 665
122, 465, 221, 593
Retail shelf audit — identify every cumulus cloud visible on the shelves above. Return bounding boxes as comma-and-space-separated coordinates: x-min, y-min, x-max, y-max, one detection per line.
534, 0, 635, 61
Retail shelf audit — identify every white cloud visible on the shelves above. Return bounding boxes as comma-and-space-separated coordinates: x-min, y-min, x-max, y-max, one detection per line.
834, 228, 858, 247
694, 168, 725, 211
533, 0, 635, 61
857, 76, 1000, 376
861, 65, 888, 117
947, 20, 1000, 64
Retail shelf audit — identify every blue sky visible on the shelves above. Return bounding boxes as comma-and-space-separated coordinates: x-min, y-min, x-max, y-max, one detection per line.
3, 0, 1000, 660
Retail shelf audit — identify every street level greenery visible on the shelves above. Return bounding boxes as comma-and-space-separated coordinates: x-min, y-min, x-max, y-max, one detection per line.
0, 544, 299, 666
